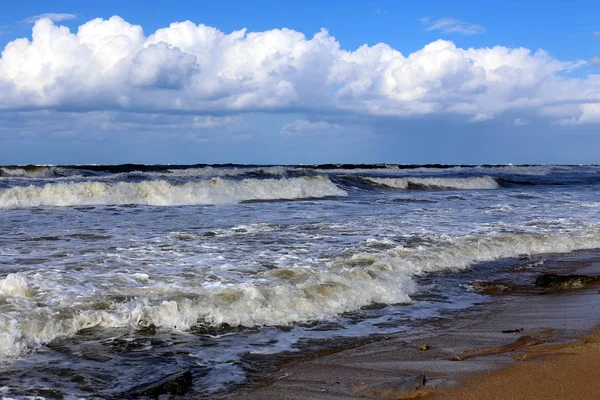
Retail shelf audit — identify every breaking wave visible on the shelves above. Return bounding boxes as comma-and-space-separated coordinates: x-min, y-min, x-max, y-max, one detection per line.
0, 166, 62, 178
2, 229, 600, 359
363, 176, 499, 190
0, 176, 346, 208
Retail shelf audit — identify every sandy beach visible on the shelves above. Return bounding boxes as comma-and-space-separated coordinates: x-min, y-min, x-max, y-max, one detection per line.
234, 252, 600, 400
436, 328, 600, 400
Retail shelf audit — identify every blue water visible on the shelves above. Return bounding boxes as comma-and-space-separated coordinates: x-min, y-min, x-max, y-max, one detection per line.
1, 164, 600, 397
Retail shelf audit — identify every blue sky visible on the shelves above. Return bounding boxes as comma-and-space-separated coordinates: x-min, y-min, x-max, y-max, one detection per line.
0, 0, 599, 164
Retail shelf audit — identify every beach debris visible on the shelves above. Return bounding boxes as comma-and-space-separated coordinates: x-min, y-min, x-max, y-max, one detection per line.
535, 274, 600, 290
415, 374, 427, 386
124, 369, 193, 397
419, 344, 431, 351
501, 328, 524, 334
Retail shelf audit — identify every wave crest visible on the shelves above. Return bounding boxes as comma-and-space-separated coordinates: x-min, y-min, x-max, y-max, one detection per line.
0, 176, 347, 208
2, 229, 600, 359
364, 176, 499, 190
0, 166, 61, 178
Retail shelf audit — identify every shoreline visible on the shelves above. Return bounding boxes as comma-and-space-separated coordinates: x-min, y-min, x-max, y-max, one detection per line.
231, 251, 600, 399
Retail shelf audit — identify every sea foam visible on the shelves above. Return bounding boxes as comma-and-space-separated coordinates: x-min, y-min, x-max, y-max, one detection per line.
2, 229, 600, 360
0, 176, 346, 208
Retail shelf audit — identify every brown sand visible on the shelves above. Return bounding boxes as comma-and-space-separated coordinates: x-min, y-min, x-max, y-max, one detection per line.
433, 329, 600, 400
235, 290, 600, 400
234, 253, 600, 400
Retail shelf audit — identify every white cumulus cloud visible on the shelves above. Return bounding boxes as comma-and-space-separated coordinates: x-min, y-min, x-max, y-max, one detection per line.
0, 16, 599, 126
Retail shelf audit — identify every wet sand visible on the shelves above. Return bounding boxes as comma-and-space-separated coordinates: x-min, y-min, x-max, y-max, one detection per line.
233, 252, 600, 400
437, 327, 600, 400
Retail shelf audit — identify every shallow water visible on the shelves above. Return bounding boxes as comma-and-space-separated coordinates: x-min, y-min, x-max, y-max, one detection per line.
1, 164, 600, 397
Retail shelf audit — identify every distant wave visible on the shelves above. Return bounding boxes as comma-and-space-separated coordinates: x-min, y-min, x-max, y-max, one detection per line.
0, 166, 63, 178
161, 165, 288, 178
363, 176, 499, 190
0, 176, 347, 208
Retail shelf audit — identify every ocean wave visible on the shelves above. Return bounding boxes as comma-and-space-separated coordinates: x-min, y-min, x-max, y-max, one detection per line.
0, 176, 346, 208
163, 166, 288, 178
0, 166, 63, 178
2, 229, 600, 359
363, 176, 499, 190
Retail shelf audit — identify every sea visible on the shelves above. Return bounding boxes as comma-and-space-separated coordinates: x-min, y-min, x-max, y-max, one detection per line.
1, 163, 600, 398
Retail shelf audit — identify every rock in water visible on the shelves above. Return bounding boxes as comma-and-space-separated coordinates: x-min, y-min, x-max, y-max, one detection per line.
535, 274, 600, 290
125, 370, 192, 397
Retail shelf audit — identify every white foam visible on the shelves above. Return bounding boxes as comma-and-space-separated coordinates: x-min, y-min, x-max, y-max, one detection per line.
364, 176, 499, 190
0, 176, 346, 208
0, 274, 33, 298
2, 229, 600, 360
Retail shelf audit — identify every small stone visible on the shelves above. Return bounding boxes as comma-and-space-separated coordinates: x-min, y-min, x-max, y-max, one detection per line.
501, 328, 524, 334
126, 370, 193, 397
419, 344, 431, 351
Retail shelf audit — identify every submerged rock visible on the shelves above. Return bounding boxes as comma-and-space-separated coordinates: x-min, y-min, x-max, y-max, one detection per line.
23, 388, 64, 399
535, 274, 600, 290
125, 370, 192, 397
137, 324, 157, 336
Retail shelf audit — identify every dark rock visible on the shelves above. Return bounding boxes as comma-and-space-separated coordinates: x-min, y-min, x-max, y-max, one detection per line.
23, 388, 64, 399
126, 370, 192, 397
535, 274, 600, 289
137, 324, 157, 335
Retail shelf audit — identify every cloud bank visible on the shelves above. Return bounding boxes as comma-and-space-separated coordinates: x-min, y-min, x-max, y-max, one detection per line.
0, 16, 599, 124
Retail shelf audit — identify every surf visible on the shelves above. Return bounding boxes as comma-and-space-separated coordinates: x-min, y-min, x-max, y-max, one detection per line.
0, 176, 347, 208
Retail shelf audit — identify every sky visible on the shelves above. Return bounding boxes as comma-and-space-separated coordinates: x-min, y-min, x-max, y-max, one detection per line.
0, 0, 599, 165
